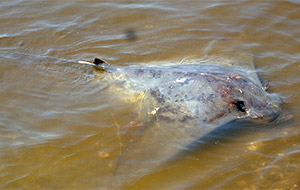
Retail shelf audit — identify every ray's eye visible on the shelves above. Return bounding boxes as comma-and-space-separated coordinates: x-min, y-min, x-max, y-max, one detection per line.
234, 101, 246, 112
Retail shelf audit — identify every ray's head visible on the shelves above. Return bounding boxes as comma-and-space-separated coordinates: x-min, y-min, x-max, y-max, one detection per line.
217, 74, 291, 124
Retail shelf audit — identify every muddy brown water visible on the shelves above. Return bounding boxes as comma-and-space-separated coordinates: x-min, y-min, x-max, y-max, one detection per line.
1, 1, 300, 189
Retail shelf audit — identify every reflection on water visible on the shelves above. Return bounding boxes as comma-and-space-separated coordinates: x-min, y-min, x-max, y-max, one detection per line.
0, 0, 300, 189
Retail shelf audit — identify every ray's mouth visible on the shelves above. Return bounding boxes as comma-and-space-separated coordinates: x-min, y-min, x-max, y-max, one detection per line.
238, 108, 292, 125
270, 110, 293, 123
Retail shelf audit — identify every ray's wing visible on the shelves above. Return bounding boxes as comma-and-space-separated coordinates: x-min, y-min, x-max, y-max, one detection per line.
202, 34, 262, 86
113, 90, 213, 185
114, 118, 206, 177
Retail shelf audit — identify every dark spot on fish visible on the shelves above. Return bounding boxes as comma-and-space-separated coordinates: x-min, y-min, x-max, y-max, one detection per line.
150, 89, 165, 103
208, 94, 216, 101
158, 115, 174, 123
185, 72, 197, 77
197, 93, 216, 102
150, 70, 162, 79
173, 71, 183, 76
180, 115, 194, 123
197, 96, 204, 102
160, 106, 178, 115
134, 68, 145, 76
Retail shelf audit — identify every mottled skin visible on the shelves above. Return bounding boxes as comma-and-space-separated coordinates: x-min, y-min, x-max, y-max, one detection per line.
93, 59, 286, 183
102, 63, 282, 127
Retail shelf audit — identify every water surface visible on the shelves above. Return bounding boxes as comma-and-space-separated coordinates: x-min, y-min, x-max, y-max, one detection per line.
1, 1, 300, 189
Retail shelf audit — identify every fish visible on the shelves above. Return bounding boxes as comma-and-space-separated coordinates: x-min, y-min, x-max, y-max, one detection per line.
81, 50, 291, 187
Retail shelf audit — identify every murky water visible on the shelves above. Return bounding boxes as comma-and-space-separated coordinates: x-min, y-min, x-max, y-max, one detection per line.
1, 1, 300, 189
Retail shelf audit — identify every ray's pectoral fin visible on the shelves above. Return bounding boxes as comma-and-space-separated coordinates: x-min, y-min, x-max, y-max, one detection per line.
203, 34, 262, 86
113, 120, 149, 176
113, 89, 205, 179
113, 91, 159, 176
113, 115, 206, 179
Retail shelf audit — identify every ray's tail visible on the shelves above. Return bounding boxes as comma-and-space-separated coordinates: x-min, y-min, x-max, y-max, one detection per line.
78, 58, 108, 71
0, 51, 108, 71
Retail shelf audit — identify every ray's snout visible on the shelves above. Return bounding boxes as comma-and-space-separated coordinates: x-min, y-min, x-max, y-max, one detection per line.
255, 93, 291, 123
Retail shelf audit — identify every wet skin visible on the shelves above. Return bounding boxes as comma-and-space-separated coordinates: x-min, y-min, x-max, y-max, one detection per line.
91, 59, 289, 185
